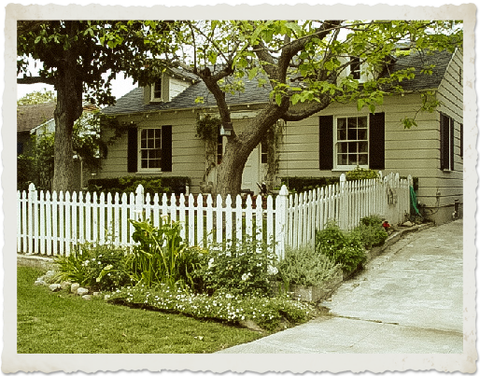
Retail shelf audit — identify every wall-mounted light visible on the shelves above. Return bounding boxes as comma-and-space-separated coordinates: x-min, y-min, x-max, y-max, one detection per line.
220, 121, 233, 136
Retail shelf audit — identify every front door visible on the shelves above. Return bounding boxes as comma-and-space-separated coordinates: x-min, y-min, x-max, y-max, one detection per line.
242, 145, 261, 195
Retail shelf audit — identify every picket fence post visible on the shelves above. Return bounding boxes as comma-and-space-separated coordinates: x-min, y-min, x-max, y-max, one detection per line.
135, 184, 144, 221
275, 185, 289, 259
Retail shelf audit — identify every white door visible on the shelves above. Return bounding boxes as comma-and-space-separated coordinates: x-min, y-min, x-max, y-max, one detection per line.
242, 146, 261, 195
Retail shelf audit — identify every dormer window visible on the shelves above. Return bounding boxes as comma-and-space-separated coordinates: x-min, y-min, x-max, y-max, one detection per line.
350, 57, 361, 80
150, 77, 165, 102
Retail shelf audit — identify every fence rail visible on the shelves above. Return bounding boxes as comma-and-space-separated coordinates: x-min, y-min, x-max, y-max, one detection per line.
17, 172, 411, 258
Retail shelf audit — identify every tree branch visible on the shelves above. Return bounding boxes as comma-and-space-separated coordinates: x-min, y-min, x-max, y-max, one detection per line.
17, 76, 55, 85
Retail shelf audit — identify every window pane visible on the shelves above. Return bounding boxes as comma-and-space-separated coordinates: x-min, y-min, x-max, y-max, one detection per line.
358, 116, 368, 128
149, 160, 161, 168
359, 142, 368, 153
348, 154, 358, 165
358, 154, 368, 165
338, 143, 348, 153
348, 117, 357, 128
338, 154, 347, 165
348, 142, 357, 153
358, 129, 367, 140
348, 128, 357, 140
338, 118, 346, 130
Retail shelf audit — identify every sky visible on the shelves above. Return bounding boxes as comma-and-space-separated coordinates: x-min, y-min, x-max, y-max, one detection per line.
17, 68, 137, 102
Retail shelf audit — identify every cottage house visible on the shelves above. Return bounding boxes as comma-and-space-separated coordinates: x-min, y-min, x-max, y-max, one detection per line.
17, 102, 56, 156
99, 49, 463, 225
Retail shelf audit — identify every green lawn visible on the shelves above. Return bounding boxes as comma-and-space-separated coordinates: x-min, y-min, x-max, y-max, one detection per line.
17, 265, 264, 353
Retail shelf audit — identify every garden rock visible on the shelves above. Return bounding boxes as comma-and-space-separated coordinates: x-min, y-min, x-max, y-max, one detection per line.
402, 221, 414, 227
45, 270, 56, 279
76, 287, 89, 296
239, 319, 264, 332
60, 281, 72, 291
71, 283, 80, 294
34, 279, 47, 287
49, 284, 62, 292
93, 292, 101, 297
82, 295, 93, 300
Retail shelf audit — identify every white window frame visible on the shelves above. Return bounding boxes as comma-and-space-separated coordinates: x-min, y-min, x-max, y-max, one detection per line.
150, 75, 166, 102
138, 127, 163, 172
334, 115, 370, 171
350, 56, 361, 80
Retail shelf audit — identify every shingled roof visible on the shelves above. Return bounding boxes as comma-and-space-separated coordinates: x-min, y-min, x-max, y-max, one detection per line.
387, 49, 454, 91
103, 50, 454, 116
17, 102, 56, 133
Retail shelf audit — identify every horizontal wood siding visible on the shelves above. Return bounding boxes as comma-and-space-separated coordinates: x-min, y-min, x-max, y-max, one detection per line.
435, 48, 463, 213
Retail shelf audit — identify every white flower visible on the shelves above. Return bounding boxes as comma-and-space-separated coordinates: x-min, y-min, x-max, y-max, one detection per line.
208, 258, 215, 269
241, 272, 252, 281
267, 265, 278, 276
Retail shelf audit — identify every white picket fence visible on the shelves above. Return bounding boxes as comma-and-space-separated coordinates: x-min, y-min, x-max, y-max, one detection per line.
17, 172, 411, 258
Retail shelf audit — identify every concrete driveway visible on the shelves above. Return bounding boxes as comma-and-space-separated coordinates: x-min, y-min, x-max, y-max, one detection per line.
218, 220, 464, 354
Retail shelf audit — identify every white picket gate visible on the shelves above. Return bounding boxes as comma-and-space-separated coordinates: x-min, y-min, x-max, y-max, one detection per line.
17, 172, 411, 259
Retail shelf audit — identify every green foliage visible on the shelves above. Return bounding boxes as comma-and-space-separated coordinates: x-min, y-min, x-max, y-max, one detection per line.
353, 215, 389, 249
17, 131, 55, 191
345, 167, 379, 181
127, 218, 206, 290
279, 176, 341, 193
277, 246, 341, 287
54, 242, 131, 291
87, 176, 191, 195
195, 114, 221, 141
196, 238, 277, 296
316, 222, 366, 274
17, 89, 56, 105
17, 111, 104, 191
108, 284, 314, 333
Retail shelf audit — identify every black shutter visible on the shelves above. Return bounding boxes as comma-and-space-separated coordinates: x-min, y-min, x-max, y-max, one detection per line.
440, 113, 450, 170
127, 127, 138, 173
450, 119, 455, 171
369, 112, 385, 170
161, 125, 172, 172
319, 115, 334, 170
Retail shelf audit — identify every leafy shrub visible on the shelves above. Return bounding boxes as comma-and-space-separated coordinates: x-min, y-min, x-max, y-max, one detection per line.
127, 217, 206, 290
54, 242, 131, 291
279, 176, 340, 193
196, 238, 277, 296
277, 245, 341, 287
107, 284, 314, 332
353, 215, 389, 249
359, 215, 383, 227
315, 222, 366, 273
345, 167, 379, 181
87, 176, 191, 195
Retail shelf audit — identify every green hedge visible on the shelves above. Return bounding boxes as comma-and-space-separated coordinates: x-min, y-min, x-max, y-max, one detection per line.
87, 176, 191, 195
279, 177, 341, 193
280, 175, 419, 193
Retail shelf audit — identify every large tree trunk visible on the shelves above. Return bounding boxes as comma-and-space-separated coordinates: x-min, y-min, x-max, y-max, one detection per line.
214, 103, 287, 196
51, 44, 84, 192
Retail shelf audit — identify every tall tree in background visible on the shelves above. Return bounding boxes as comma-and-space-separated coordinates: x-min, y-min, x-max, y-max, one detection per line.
17, 21, 172, 192
118, 20, 461, 196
